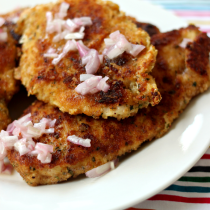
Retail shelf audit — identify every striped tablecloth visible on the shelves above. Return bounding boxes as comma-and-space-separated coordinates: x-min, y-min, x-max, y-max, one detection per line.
127, 1, 210, 209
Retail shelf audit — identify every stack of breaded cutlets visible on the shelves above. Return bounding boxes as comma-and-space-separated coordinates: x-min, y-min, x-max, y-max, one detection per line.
0, 0, 210, 186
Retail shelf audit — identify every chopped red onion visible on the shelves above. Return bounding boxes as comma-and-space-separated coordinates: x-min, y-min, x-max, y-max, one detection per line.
75, 75, 109, 95
179, 38, 192, 48
67, 135, 91, 147
0, 17, 5, 27
45, 128, 55, 133
73, 17, 92, 26
0, 115, 57, 171
106, 45, 124, 59
43, 53, 58, 58
0, 160, 5, 173
96, 76, 110, 92
65, 31, 85, 40
82, 49, 101, 74
14, 138, 35, 156
57, 2, 70, 19
46, 12, 53, 23
1, 136, 18, 149
103, 30, 145, 59
65, 19, 78, 32
128, 44, 145, 57
52, 40, 77, 65
0, 32, 7, 42
76, 41, 89, 57
0, 141, 7, 161
85, 159, 119, 178
80, 74, 95, 81
31, 143, 53, 163
1, 163, 13, 175
99, 55, 104, 64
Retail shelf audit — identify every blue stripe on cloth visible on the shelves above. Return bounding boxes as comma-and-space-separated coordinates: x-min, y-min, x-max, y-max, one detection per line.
148, 0, 210, 10
165, 184, 210, 193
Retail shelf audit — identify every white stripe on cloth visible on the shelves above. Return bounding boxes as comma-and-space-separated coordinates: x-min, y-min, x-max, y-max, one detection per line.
160, 189, 210, 198
174, 180, 210, 187
205, 148, 210, 155
194, 159, 210, 167
184, 172, 210, 178
134, 200, 210, 210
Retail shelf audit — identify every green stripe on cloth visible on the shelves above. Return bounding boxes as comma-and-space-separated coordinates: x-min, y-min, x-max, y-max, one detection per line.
179, 176, 210, 182
165, 185, 210, 193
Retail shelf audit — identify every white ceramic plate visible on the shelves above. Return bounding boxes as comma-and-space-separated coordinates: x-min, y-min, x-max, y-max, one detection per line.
1, 1, 209, 210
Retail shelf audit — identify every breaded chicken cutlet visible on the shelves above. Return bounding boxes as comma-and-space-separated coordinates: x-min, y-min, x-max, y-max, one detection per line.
15, 0, 161, 120
7, 26, 210, 186
128, 16, 160, 37
0, 10, 22, 130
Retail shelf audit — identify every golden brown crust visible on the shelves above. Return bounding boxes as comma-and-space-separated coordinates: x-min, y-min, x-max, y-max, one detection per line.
0, 11, 20, 103
0, 10, 22, 130
128, 16, 160, 37
16, 0, 161, 120
0, 99, 11, 131
7, 26, 210, 186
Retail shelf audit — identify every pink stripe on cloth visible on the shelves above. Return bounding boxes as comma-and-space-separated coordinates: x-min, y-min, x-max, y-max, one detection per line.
174, 11, 210, 17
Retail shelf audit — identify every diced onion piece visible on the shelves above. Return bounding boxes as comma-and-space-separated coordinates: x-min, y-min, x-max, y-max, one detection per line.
1, 163, 13, 175
75, 82, 91, 95
0, 141, 6, 161
85, 159, 119, 178
76, 41, 89, 57
179, 38, 192, 48
67, 135, 91, 147
107, 45, 124, 59
73, 17, 92, 26
65, 19, 78, 32
11, 16, 19, 24
85, 76, 102, 88
46, 12, 53, 23
14, 138, 35, 156
2, 114, 56, 164
31, 143, 53, 164
103, 30, 145, 59
48, 119, 57, 128
0, 130, 9, 137
1, 136, 18, 148
65, 32, 85, 40
18, 113, 32, 124
0, 32, 7, 42
99, 55, 103, 64
127, 44, 145, 57
45, 128, 54, 133
0, 160, 5, 173
75, 75, 109, 95
27, 126, 41, 137
104, 38, 115, 46
96, 76, 110, 92
0, 17, 5, 27
52, 40, 77, 65
80, 74, 95, 81
109, 30, 120, 42
57, 2, 70, 19
82, 49, 101, 74
43, 53, 58, 58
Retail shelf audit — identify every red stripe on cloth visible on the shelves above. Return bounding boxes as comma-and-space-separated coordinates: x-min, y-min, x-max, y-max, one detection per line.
149, 194, 210, 203
174, 11, 210, 17
126, 208, 154, 210
201, 154, 210, 159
